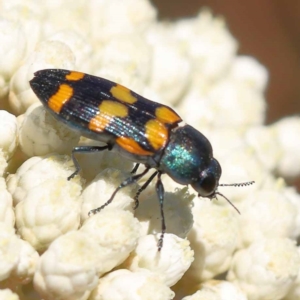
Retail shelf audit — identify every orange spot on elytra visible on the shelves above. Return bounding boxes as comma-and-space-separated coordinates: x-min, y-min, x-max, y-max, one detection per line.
145, 119, 168, 150
116, 137, 153, 156
48, 84, 73, 113
88, 114, 110, 133
65, 71, 85, 81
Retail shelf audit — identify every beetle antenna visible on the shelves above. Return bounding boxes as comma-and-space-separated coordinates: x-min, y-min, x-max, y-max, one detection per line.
215, 181, 254, 214
214, 192, 241, 214
219, 181, 255, 187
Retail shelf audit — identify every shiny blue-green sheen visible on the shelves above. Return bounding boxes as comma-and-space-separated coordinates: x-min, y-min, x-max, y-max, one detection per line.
159, 125, 213, 185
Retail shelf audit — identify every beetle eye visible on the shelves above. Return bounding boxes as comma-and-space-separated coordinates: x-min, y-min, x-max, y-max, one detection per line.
191, 158, 221, 198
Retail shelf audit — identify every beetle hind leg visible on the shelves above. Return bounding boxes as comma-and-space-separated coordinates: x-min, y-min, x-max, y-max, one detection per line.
88, 167, 150, 216
68, 145, 110, 180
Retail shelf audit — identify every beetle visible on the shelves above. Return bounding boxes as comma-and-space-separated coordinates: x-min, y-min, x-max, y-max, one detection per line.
30, 69, 254, 250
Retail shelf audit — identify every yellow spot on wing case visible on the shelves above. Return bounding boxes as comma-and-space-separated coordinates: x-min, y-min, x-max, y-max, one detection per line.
110, 84, 137, 104
155, 106, 181, 124
100, 100, 128, 117
88, 100, 128, 133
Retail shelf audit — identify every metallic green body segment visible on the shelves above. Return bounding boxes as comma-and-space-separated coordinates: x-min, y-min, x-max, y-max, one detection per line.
160, 125, 220, 195
160, 143, 200, 184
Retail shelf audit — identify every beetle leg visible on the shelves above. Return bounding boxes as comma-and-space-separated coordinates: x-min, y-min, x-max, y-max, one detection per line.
68, 145, 110, 180
156, 172, 166, 251
133, 171, 158, 209
131, 163, 140, 174
88, 167, 150, 216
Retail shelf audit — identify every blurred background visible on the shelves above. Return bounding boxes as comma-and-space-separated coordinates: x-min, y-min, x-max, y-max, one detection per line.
152, 0, 300, 124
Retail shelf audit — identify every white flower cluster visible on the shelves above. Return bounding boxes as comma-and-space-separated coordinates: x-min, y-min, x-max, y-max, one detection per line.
0, 0, 299, 299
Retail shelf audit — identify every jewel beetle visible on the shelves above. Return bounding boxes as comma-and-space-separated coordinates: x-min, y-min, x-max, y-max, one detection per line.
30, 69, 254, 250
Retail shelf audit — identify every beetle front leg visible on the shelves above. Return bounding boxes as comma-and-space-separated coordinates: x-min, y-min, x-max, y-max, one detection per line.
156, 172, 166, 251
